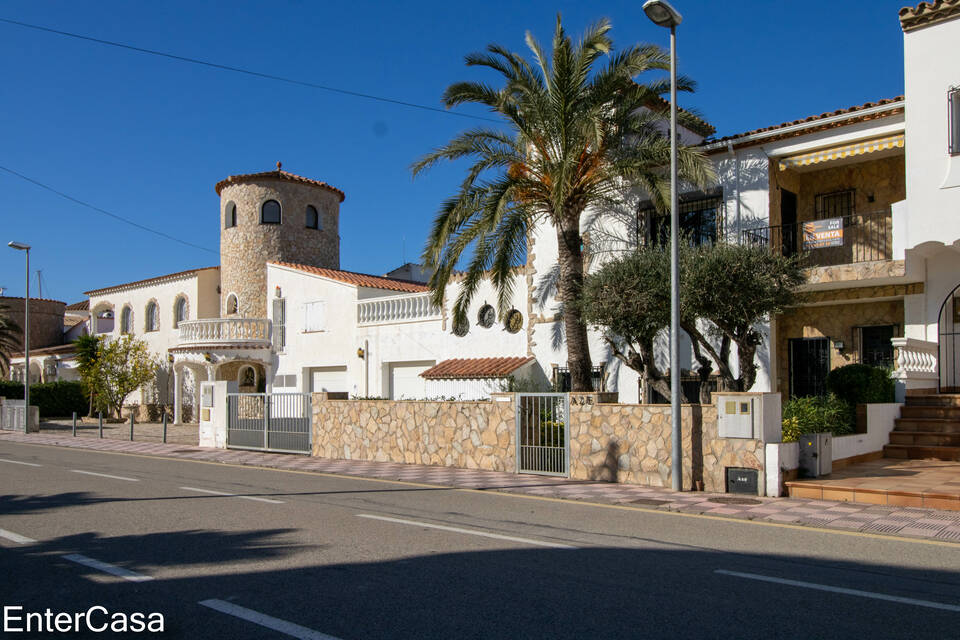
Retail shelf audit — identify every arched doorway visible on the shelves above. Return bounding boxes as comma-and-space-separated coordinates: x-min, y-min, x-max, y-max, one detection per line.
937, 284, 960, 392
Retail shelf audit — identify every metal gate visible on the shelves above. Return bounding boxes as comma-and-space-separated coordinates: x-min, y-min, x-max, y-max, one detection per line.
226, 393, 311, 454
516, 393, 569, 476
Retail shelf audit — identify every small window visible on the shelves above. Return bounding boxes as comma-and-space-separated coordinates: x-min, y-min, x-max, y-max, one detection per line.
504, 309, 523, 334
225, 202, 237, 228
815, 189, 855, 220
120, 306, 132, 334
174, 297, 188, 327
644, 192, 723, 247
261, 200, 281, 224
273, 298, 286, 351
477, 304, 495, 328
145, 301, 159, 332
226, 294, 239, 315
950, 88, 960, 156
305, 205, 320, 229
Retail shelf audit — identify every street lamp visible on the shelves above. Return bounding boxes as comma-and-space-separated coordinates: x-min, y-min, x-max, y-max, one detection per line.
643, 0, 684, 491
7, 241, 31, 432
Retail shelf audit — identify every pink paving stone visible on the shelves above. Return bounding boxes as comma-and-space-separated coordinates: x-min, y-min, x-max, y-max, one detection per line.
897, 526, 941, 537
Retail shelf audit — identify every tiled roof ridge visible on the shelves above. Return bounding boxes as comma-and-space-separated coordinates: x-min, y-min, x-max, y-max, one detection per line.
269, 261, 430, 293
420, 356, 534, 379
65, 300, 90, 311
704, 96, 904, 148
900, 0, 960, 31
0, 296, 66, 305
215, 164, 345, 202
84, 266, 219, 296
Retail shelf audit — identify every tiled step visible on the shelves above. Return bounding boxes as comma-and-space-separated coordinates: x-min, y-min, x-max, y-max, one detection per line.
894, 418, 960, 433
905, 394, 960, 407
785, 481, 960, 510
900, 405, 960, 419
889, 431, 960, 446
883, 444, 960, 461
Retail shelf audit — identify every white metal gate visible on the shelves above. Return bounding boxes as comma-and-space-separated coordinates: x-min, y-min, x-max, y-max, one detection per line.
226, 392, 311, 454
516, 393, 569, 476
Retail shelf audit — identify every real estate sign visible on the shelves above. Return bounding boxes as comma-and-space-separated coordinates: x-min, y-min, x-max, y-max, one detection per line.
802, 217, 843, 249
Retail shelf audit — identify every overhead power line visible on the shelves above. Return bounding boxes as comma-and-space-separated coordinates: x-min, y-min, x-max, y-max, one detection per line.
0, 165, 217, 254
0, 16, 499, 124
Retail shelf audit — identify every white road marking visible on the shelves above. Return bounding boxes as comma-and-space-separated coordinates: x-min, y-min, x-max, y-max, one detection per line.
715, 569, 960, 612
0, 458, 41, 467
62, 554, 154, 582
71, 469, 139, 482
0, 529, 36, 544
180, 486, 285, 504
199, 599, 341, 640
357, 514, 579, 549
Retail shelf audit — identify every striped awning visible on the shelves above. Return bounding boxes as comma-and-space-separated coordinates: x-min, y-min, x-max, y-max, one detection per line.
778, 134, 904, 171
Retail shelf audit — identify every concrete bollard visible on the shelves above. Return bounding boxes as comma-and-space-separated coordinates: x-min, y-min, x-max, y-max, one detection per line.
72, 412, 77, 437
162, 413, 168, 444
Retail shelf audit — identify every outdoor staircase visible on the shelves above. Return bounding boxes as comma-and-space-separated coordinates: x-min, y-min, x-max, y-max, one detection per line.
883, 394, 960, 461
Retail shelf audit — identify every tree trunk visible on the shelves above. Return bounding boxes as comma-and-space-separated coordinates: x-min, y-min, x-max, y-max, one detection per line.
556, 222, 593, 391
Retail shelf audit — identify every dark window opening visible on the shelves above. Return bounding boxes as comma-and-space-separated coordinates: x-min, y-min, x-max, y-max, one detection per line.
306, 205, 319, 229
637, 190, 723, 247
553, 366, 605, 392
261, 200, 281, 224
950, 88, 960, 156
815, 189, 855, 220
225, 202, 237, 228
858, 325, 896, 369
647, 375, 718, 404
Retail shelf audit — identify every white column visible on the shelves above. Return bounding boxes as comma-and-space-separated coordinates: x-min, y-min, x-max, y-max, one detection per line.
173, 366, 183, 425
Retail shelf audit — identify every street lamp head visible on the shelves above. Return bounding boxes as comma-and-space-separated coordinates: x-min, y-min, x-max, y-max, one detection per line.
643, 0, 683, 28
7, 241, 30, 251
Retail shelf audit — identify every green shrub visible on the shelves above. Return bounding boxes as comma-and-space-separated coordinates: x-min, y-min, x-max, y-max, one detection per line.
826, 363, 895, 406
0, 380, 24, 400
781, 394, 855, 442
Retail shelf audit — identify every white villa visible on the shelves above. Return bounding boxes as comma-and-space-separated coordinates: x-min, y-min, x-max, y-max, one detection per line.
8, 2, 960, 431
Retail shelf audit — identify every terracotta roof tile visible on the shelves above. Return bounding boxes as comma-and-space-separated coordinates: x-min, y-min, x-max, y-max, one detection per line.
270, 262, 430, 293
84, 267, 219, 296
421, 357, 534, 379
705, 96, 904, 149
65, 300, 89, 311
900, 0, 960, 31
215, 164, 345, 202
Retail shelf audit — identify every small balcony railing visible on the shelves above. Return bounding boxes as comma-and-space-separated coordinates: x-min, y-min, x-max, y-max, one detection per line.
357, 292, 442, 326
739, 209, 892, 267
177, 318, 271, 346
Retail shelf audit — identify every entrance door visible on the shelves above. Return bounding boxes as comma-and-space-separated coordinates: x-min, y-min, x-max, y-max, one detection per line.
781, 189, 798, 258
789, 337, 829, 398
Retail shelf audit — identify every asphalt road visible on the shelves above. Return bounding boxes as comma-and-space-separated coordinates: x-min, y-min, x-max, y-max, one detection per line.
1, 440, 958, 639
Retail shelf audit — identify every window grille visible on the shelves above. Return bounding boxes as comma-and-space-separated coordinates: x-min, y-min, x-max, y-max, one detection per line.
637, 190, 723, 247
815, 189, 855, 219
273, 297, 286, 351
856, 325, 897, 369
553, 366, 605, 392
647, 374, 718, 405
950, 88, 960, 156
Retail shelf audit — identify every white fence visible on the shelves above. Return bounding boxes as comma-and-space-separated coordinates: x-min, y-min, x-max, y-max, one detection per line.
357, 292, 441, 326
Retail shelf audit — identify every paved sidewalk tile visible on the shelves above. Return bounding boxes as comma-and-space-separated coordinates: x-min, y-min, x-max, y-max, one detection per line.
2, 431, 960, 544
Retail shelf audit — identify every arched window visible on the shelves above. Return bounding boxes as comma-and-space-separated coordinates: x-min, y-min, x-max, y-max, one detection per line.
305, 205, 320, 229
174, 296, 188, 327
261, 200, 281, 224
226, 293, 239, 315
225, 202, 237, 228
120, 306, 133, 334
145, 301, 159, 332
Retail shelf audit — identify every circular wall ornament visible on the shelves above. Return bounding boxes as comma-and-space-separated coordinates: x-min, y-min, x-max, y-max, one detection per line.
477, 304, 496, 328
453, 316, 470, 337
505, 309, 523, 334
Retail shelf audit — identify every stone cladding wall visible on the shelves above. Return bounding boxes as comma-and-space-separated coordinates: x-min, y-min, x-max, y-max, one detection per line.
0, 297, 65, 350
312, 394, 516, 470
567, 394, 761, 492
220, 179, 340, 318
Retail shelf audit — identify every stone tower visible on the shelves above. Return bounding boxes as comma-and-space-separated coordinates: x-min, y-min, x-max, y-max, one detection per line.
216, 163, 344, 318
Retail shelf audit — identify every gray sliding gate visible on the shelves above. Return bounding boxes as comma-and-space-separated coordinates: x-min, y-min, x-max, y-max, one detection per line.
226, 392, 311, 454
516, 393, 569, 476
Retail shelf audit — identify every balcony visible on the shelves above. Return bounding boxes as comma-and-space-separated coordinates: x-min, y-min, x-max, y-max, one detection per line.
177, 318, 272, 347
357, 292, 442, 326
739, 209, 892, 268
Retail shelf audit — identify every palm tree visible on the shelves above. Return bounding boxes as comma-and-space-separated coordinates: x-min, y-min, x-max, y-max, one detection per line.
413, 15, 713, 391
0, 303, 23, 377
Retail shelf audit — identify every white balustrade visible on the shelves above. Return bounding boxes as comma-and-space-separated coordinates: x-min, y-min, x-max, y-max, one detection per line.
357, 292, 442, 326
891, 337, 938, 381
177, 318, 272, 346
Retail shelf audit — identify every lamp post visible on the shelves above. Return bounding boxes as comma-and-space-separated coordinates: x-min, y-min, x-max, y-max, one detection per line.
643, 0, 683, 491
7, 241, 31, 432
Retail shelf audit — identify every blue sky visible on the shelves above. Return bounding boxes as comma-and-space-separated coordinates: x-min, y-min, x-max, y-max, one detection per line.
0, 0, 909, 303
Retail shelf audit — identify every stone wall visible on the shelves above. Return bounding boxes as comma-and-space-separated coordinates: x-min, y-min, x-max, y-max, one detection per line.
219, 179, 341, 318
567, 397, 762, 492
312, 393, 516, 471
0, 297, 66, 350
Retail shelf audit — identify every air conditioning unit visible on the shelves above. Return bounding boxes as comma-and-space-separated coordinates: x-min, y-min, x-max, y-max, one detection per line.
799, 432, 832, 478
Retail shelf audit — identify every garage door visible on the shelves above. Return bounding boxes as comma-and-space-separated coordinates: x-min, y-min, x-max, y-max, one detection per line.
309, 366, 348, 393
389, 361, 435, 400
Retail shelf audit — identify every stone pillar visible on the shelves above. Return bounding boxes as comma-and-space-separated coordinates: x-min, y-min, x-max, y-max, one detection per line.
173, 367, 183, 425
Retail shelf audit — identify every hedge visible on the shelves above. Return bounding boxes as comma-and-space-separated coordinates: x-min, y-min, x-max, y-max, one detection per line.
826, 363, 895, 406
0, 380, 88, 418
781, 394, 855, 443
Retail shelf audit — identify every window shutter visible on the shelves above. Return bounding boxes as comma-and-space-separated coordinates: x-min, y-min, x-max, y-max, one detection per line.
273, 298, 286, 350
303, 301, 326, 332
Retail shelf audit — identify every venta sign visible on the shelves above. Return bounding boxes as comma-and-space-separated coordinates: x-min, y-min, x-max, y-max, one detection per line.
802, 217, 844, 250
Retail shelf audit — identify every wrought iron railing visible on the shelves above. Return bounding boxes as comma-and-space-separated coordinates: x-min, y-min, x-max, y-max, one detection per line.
739, 209, 892, 267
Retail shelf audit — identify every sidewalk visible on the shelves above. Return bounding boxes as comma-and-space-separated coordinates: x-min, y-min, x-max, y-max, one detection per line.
3, 430, 960, 544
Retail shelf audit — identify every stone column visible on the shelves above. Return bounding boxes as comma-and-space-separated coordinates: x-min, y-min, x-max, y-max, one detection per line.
173, 366, 183, 425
